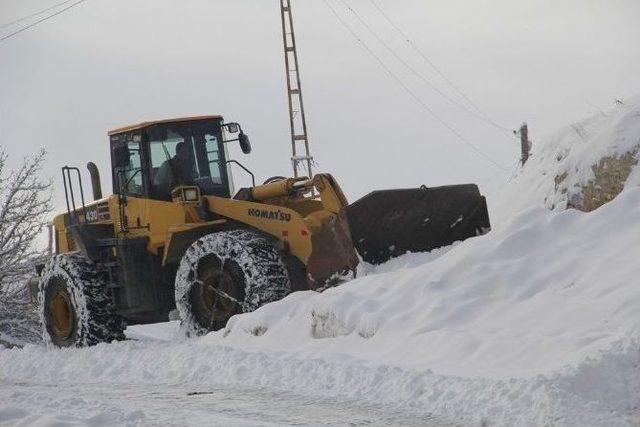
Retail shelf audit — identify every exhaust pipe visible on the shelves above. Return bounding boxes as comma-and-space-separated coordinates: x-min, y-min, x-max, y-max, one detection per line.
86, 162, 102, 200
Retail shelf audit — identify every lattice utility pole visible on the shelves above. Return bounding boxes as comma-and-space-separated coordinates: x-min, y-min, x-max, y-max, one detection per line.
280, 0, 313, 178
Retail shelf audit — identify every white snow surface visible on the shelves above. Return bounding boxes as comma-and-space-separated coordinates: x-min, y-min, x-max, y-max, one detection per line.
217, 188, 640, 425
2, 100, 640, 425
225, 189, 640, 379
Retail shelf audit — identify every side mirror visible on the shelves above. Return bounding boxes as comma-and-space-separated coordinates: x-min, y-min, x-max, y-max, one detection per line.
239, 132, 252, 154
113, 143, 130, 168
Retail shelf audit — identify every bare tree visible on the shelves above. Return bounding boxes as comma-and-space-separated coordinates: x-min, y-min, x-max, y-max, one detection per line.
0, 148, 52, 291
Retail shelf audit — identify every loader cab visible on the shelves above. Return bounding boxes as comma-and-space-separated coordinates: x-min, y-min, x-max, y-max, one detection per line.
109, 116, 234, 201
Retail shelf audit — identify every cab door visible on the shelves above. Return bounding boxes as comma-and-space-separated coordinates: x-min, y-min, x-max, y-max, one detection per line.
112, 131, 185, 253
112, 132, 151, 236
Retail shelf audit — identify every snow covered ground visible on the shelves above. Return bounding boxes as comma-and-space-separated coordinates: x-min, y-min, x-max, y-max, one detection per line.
1, 99, 640, 426
0, 323, 447, 426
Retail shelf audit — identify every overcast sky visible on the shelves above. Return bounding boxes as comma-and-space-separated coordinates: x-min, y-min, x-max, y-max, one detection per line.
1, 0, 639, 213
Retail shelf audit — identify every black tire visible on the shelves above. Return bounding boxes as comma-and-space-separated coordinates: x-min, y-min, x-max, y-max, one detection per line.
175, 230, 291, 336
38, 253, 125, 348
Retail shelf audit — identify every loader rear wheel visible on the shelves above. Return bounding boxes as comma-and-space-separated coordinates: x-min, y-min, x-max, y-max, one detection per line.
38, 253, 125, 348
49, 285, 74, 341
175, 230, 291, 336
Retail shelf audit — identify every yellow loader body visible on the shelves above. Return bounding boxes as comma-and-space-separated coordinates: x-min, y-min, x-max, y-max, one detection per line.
40, 115, 489, 346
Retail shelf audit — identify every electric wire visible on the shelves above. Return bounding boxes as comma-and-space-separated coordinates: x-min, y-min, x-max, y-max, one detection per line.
0, 0, 75, 30
340, 0, 507, 134
507, 157, 523, 182
479, 157, 520, 197
344, 0, 516, 141
368, 0, 514, 135
322, 0, 508, 172
368, 0, 485, 116
0, 0, 507, 172
0, 0, 87, 43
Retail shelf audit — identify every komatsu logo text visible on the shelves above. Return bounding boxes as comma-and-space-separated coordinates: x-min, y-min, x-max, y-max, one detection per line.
248, 208, 292, 222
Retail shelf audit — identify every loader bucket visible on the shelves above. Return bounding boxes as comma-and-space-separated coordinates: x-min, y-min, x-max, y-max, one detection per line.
306, 210, 360, 291
344, 184, 490, 265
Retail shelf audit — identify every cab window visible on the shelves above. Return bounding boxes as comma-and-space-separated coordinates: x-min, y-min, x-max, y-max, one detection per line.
124, 141, 143, 195
147, 121, 229, 199
112, 134, 144, 196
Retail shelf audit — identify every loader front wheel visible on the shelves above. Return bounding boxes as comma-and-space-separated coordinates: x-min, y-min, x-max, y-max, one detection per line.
175, 230, 291, 336
38, 253, 125, 348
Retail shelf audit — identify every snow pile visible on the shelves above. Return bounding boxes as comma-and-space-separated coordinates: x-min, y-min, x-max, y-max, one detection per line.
490, 97, 640, 224
223, 190, 640, 379
4, 188, 639, 424
213, 188, 640, 424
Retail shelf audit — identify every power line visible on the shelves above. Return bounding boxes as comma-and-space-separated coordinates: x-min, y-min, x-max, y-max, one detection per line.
322, 0, 507, 172
340, 0, 508, 135
0, 0, 75, 30
369, 0, 485, 116
367, 0, 514, 135
0, 0, 87, 43
478, 157, 519, 194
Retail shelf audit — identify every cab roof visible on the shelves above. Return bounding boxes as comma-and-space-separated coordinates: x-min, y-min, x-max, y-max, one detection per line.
108, 115, 224, 136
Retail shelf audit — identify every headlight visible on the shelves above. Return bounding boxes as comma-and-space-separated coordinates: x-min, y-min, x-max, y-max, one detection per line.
184, 188, 199, 202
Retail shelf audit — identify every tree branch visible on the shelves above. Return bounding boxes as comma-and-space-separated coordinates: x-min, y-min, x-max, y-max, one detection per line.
0, 147, 52, 289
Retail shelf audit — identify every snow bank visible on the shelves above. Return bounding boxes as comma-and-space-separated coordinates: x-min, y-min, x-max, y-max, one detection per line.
490, 97, 640, 225
3, 188, 640, 425
222, 189, 640, 381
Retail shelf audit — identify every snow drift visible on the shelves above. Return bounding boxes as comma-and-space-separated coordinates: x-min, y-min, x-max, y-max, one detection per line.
215, 187, 640, 425
224, 187, 640, 379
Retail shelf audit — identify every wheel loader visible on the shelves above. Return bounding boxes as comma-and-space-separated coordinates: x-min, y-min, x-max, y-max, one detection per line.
37, 115, 490, 347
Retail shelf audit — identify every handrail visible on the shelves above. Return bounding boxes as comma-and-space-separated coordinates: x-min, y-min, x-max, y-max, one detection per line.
61, 166, 86, 224
226, 160, 256, 187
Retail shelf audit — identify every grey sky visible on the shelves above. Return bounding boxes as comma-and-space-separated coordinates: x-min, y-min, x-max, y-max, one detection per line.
1, 0, 639, 213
